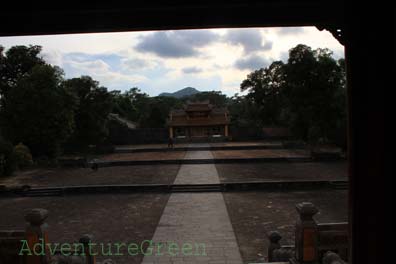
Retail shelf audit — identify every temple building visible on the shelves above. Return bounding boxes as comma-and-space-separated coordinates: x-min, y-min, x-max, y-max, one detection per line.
167, 101, 230, 140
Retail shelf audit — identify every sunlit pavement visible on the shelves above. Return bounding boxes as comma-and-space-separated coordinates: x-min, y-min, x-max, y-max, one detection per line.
142, 146, 243, 264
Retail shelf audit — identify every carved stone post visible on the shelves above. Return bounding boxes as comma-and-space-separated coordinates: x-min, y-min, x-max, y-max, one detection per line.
79, 234, 96, 264
322, 251, 346, 264
294, 202, 319, 264
268, 231, 282, 262
24, 208, 50, 264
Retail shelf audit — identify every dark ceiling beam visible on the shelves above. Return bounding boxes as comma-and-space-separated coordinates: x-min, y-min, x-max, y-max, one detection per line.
0, 1, 345, 36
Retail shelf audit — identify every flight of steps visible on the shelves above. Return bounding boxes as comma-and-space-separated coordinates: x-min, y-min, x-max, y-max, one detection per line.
23, 188, 63, 197
330, 181, 348, 190
171, 184, 223, 193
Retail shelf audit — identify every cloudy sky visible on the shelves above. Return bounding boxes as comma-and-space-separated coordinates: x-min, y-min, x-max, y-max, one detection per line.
0, 27, 344, 96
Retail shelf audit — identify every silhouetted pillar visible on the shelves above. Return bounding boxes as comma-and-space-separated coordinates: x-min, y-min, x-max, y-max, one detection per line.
344, 11, 386, 264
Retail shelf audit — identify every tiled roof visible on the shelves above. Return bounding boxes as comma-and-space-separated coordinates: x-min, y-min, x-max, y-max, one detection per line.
168, 116, 229, 126
184, 104, 213, 112
169, 102, 229, 126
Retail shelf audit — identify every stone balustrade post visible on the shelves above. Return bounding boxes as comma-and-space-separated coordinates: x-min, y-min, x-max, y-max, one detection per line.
24, 208, 50, 264
268, 231, 282, 262
79, 234, 96, 264
294, 202, 319, 264
322, 251, 346, 264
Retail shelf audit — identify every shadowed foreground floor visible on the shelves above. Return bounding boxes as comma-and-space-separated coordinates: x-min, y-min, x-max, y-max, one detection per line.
0, 193, 170, 264
224, 190, 348, 263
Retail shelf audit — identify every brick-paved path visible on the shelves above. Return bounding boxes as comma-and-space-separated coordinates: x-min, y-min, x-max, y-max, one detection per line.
142, 144, 243, 264
175, 148, 219, 185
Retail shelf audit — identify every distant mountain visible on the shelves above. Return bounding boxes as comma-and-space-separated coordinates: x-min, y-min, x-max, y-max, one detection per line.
159, 87, 200, 98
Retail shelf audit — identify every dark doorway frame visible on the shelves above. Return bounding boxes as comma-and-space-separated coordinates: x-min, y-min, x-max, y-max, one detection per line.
0, 2, 387, 263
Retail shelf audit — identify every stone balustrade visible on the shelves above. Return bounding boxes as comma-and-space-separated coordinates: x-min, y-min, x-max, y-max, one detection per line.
268, 202, 348, 264
0, 209, 95, 264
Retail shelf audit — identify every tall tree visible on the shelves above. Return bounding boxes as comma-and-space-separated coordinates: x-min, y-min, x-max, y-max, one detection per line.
283, 45, 346, 143
239, 44, 346, 146
185, 91, 228, 107
64, 76, 113, 147
140, 96, 183, 128
0, 64, 75, 157
240, 61, 286, 126
228, 93, 262, 127
110, 87, 152, 123
0, 45, 45, 97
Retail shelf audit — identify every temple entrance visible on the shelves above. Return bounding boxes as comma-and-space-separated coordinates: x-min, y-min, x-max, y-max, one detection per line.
168, 101, 229, 142
190, 127, 205, 137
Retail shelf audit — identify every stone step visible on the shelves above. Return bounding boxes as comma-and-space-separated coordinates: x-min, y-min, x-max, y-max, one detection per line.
115, 144, 285, 153
171, 184, 222, 192
24, 189, 63, 197
172, 188, 220, 193
330, 181, 348, 189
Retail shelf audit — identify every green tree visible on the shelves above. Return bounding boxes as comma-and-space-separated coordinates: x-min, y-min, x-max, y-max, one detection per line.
0, 45, 45, 97
110, 87, 152, 122
0, 137, 17, 176
185, 91, 228, 107
0, 64, 76, 157
64, 76, 113, 148
13, 143, 33, 168
111, 87, 183, 128
110, 90, 137, 121
140, 96, 183, 128
283, 45, 346, 143
238, 44, 346, 146
240, 61, 286, 126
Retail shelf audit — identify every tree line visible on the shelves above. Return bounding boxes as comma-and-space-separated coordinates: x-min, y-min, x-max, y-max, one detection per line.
232, 44, 346, 146
0, 44, 346, 174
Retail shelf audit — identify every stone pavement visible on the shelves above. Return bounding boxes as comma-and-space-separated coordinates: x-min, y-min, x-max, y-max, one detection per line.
174, 163, 219, 185
142, 145, 243, 264
184, 150, 213, 160
176, 145, 219, 185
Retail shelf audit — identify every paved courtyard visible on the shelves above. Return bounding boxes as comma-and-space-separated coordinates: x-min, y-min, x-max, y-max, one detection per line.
0, 142, 348, 264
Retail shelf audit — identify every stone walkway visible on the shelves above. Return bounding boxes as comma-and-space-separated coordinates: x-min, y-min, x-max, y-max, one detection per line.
175, 148, 219, 185
142, 145, 243, 264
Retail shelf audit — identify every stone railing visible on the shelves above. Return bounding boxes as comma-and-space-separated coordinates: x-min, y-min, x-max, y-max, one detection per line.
268, 202, 348, 264
0, 208, 96, 264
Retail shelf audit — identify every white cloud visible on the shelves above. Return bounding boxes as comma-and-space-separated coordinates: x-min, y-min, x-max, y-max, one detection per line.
64, 57, 148, 90
0, 26, 344, 96
225, 28, 272, 53
276, 27, 305, 35
182, 66, 203, 74
121, 57, 158, 71
234, 54, 270, 70
135, 30, 220, 58
41, 49, 63, 66
67, 59, 110, 74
